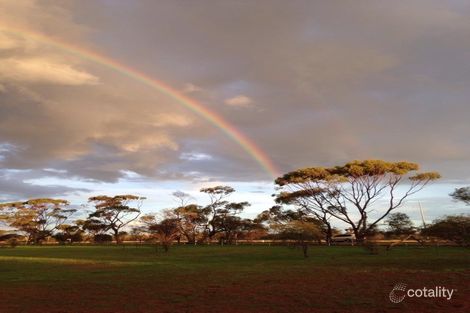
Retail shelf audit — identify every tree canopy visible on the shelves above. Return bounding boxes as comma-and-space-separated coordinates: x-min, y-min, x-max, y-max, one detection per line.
422, 215, 470, 246
275, 160, 440, 241
450, 187, 470, 205
0, 198, 75, 244
87, 195, 145, 244
385, 212, 415, 236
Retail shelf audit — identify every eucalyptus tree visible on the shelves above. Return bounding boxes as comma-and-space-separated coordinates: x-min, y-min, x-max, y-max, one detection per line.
275, 160, 440, 242
0, 198, 75, 244
150, 217, 180, 252
274, 186, 335, 245
87, 195, 145, 244
199, 186, 250, 242
172, 204, 206, 244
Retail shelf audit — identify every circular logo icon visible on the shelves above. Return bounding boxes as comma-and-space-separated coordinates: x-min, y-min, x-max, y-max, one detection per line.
389, 283, 407, 303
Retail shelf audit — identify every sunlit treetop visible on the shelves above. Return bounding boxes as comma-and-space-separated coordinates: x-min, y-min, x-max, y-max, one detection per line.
0, 198, 70, 209
276, 159, 441, 186
200, 186, 235, 195
275, 167, 345, 186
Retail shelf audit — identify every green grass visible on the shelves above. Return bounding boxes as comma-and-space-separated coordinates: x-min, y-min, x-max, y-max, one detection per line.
0, 245, 469, 312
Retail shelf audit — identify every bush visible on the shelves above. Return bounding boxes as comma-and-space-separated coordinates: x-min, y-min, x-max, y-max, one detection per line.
54, 232, 83, 244
422, 215, 470, 246
93, 234, 113, 243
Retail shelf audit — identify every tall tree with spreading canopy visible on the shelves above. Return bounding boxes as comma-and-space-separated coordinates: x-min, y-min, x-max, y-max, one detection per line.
199, 186, 250, 242
172, 204, 206, 244
0, 198, 75, 244
168, 191, 206, 244
276, 160, 440, 242
87, 195, 145, 244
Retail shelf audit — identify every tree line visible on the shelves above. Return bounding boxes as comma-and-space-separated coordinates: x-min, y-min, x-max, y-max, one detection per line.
0, 160, 468, 248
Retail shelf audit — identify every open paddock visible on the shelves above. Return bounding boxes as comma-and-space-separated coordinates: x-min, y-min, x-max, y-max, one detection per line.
0, 245, 468, 313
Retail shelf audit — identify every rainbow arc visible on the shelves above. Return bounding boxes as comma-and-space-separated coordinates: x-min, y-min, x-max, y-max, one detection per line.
0, 24, 280, 178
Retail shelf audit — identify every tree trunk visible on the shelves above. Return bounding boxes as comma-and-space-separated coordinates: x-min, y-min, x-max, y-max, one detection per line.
113, 229, 121, 244
302, 241, 308, 258
163, 242, 169, 252
353, 228, 366, 244
325, 223, 333, 246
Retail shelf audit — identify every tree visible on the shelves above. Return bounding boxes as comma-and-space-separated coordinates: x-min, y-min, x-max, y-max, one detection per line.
93, 233, 113, 243
53, 224, 83, 243
87, 195, 145, 244
274, 188, 335, 245
385, 212, 415, 236
450, 187, 470, 205
172, 191, 194, 207
0, 198, 75, 244
209, 201, 251, 244
172, 204, 206, 244
141, 214, 180, 252
129, 226, 148, 243
168, 191, 206, 244
256, 206, 323, 257
276, 160, 440, 242
422, 215, 470, 246
199, 186, 250, 242
81, 218, 107, 237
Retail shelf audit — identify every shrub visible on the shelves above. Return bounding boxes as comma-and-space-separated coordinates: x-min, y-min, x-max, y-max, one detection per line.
422, 215, 470, 246
93, 234, 113, 243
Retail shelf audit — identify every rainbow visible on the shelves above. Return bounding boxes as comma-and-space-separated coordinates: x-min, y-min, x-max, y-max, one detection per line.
0, 24, 280, 178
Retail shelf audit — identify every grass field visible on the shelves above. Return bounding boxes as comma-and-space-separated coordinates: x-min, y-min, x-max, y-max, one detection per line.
0, 245, 468, 313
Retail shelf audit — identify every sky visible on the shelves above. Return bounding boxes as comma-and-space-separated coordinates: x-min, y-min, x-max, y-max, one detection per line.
0, 0, 469, 228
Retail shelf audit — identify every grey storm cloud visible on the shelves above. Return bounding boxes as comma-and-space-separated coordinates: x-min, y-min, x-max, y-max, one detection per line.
0, 169, 90, 201
0, 0, 470, 188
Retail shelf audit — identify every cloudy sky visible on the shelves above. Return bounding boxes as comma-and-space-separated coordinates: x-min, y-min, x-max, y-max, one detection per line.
0, 0, 469, 225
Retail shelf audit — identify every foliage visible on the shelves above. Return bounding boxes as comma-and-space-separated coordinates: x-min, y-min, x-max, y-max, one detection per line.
256, 206, 323, 257
385, 212, 415, 236
256, 206, 323, 240
93, 234, 113, 243
53, 224, 84, 243
132, 186, 254, 247
450, 187, 470, 205
422, 215, 470, 246
275, 160, 440, 241
152, 218, 180, 252
199, 186, 250, 243
87, 195, 145, 243
0, 198, 75, 244
129, 226, 148, 242
172, 204, 206, 244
